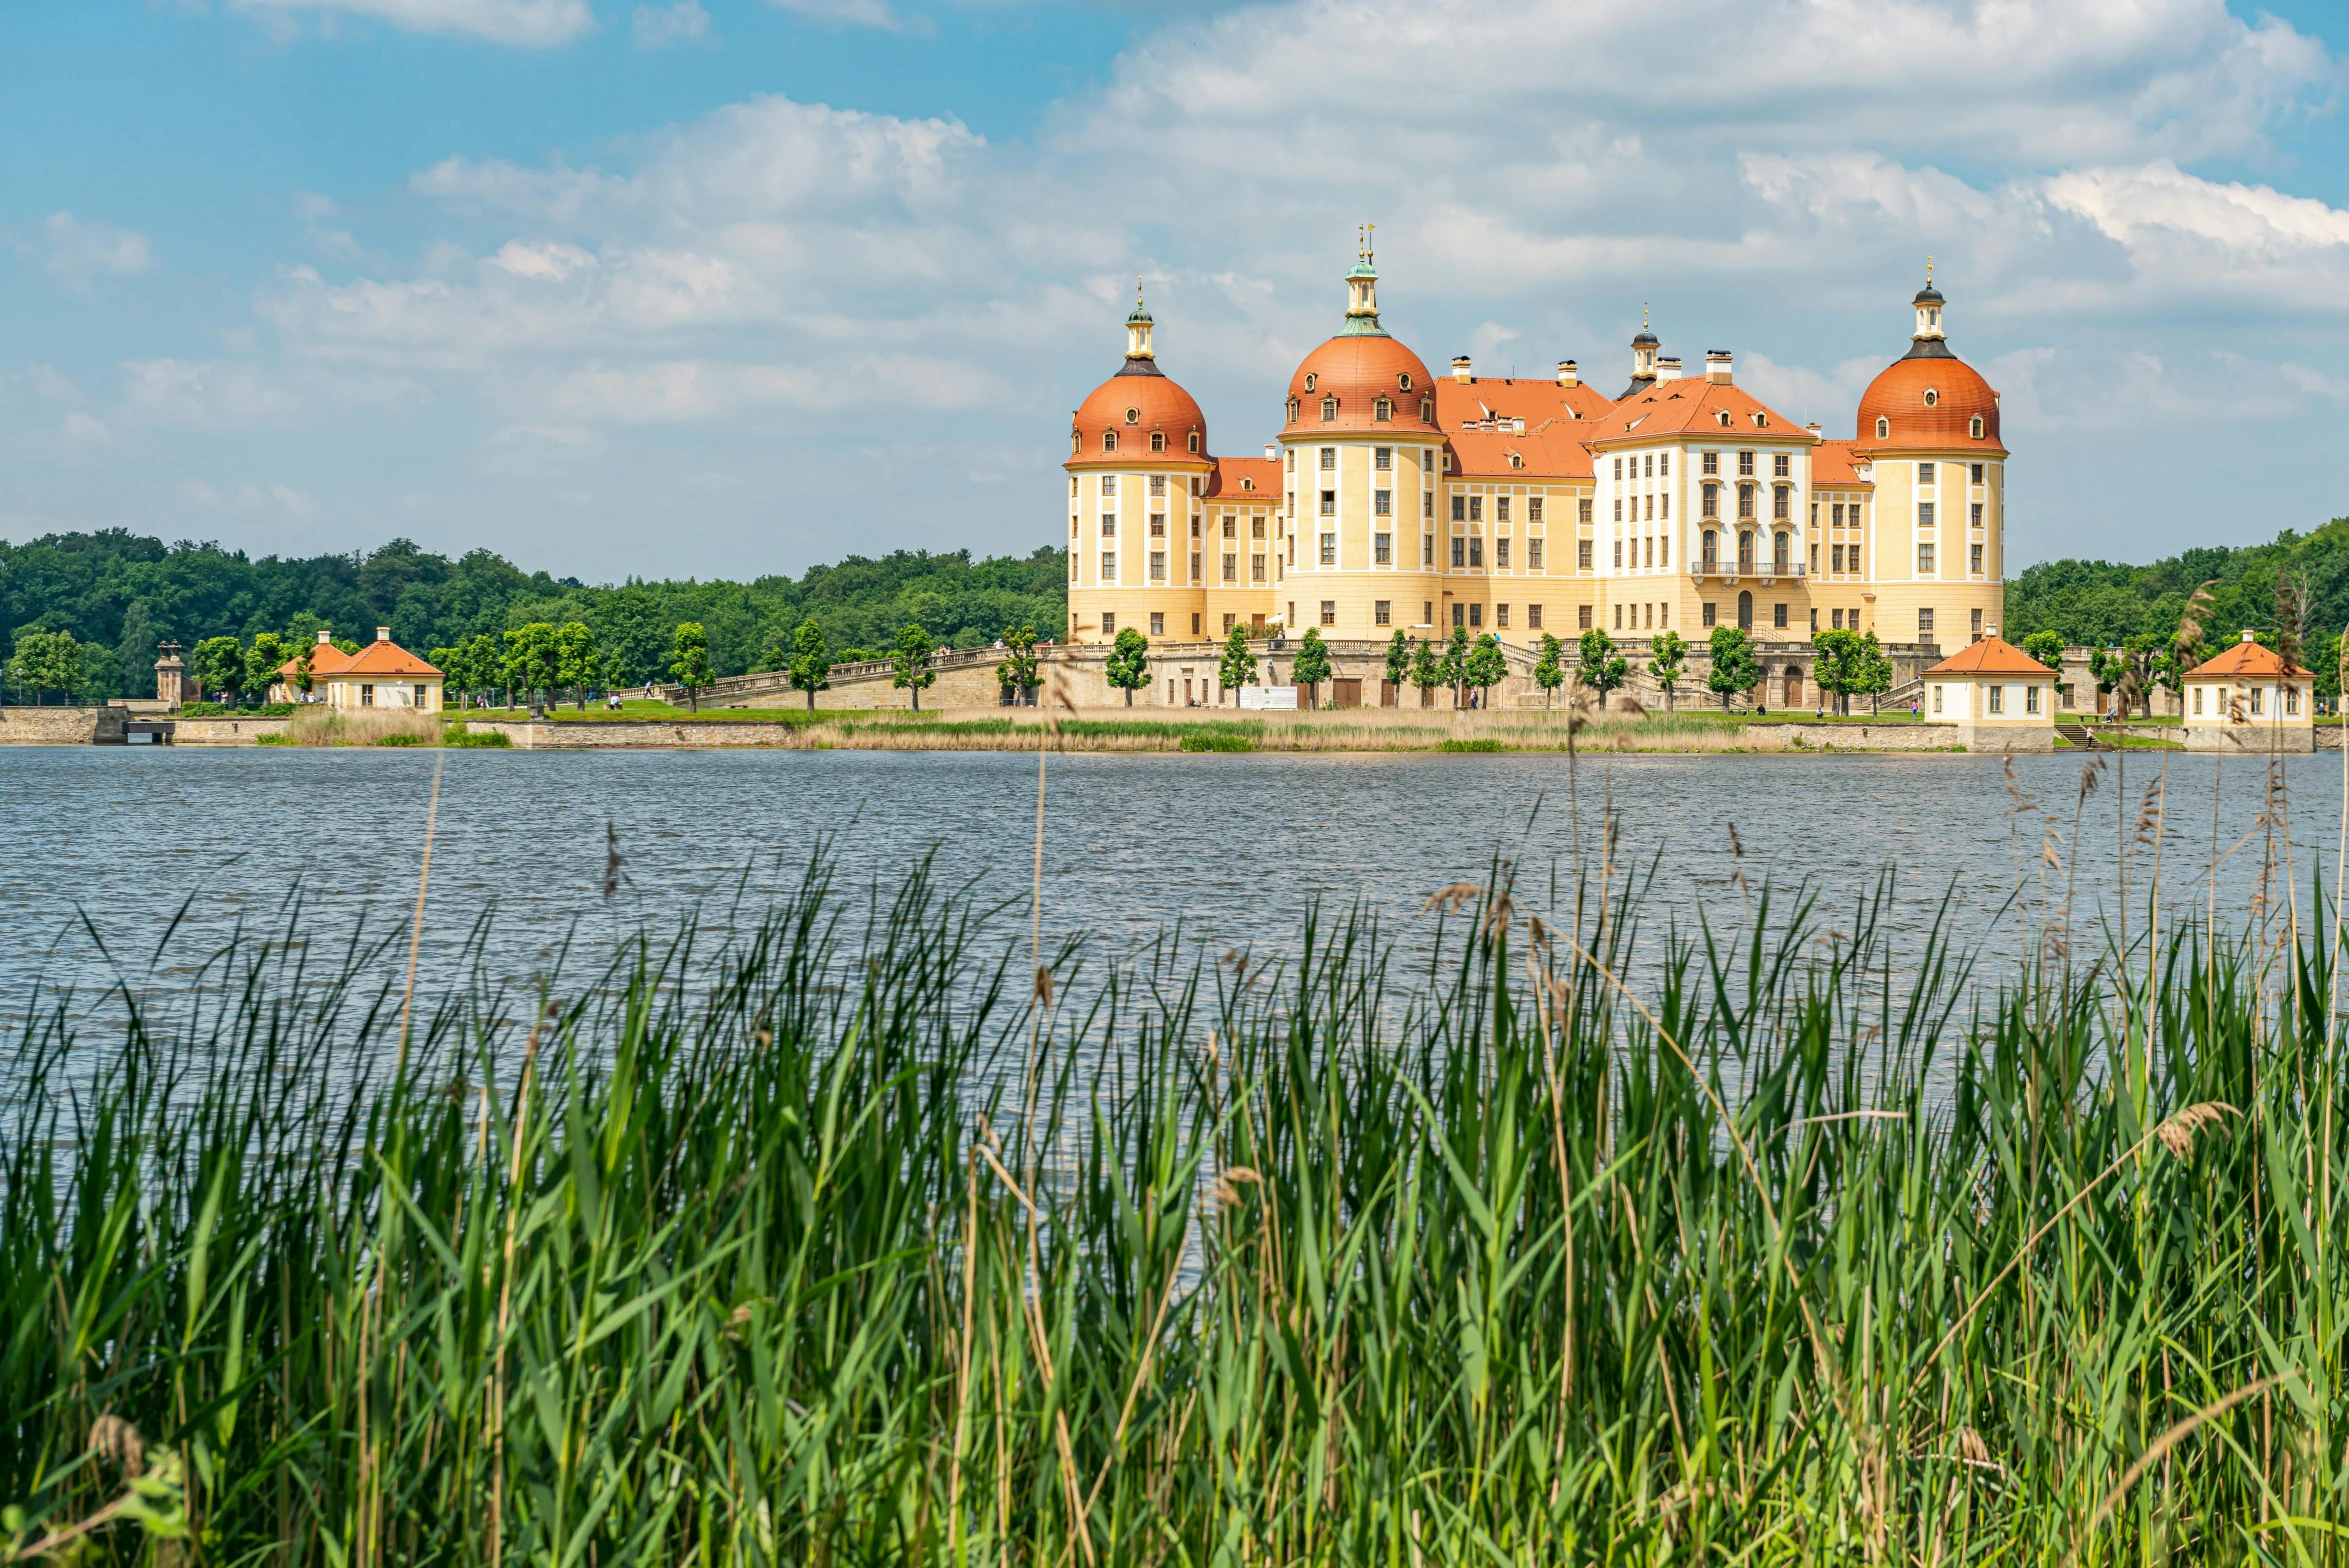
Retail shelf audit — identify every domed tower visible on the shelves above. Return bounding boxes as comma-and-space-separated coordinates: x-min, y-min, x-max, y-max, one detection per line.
1854, 264, 2008, 651
1618, 305, 1661, 399
1064, 281, 1212, 650
1275, 233, 1442, 647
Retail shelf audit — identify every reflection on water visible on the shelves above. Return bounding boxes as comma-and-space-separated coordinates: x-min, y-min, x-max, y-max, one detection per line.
2, 744, 2333, 1046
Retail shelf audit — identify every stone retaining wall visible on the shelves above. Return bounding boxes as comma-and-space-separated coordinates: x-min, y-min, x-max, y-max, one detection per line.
0, 707, 121, 745
174, 716, 293, 746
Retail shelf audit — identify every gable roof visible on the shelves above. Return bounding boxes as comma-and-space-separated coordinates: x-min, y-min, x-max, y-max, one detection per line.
333, 638, 443, 678
1447, 419, 1596, 481
1812, 439, 1874, 487
1581, 378, 1814, 447
2189, 636, 2312, 679
278, 638, 353, 680
1432, 375, 1615, 435
1206, 456, 1278, 500
1924, 635, 2054, 678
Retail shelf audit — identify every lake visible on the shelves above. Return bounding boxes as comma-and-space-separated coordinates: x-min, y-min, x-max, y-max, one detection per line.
4, 744, 2335, 1045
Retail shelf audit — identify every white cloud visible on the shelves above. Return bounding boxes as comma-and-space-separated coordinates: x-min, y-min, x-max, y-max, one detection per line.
233, 0, 594, 46
770, 0, 905, 31
180, 479, 321, 519
28, 364, 82, 403
34, 212, 154, 289
62, 412, 114, 446
122, 358, 424, 428
632, 0, 709, 47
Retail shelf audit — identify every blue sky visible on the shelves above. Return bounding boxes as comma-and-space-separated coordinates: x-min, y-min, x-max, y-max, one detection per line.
3, 0, 2345, 583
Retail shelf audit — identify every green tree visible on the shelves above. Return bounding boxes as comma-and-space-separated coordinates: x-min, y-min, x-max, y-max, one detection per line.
116, 600, 157, 700
2019, 629, 2068, 707
1532, 632, 1565, 710
2088, 645, 2126, 718
1440, 625, 1471, 706
891, 621, 939, 710
995, 623, 1040, 706
1811, 628, 1860, 716
504, 623, 559, 711
787, 619, 832, 711
1408, 638, 1441, 706
670, 621, 713, 711
1463, 632, 1509, 706
2119, 631, 2160, 718
1647, 629, 1688, 712
6, 629, 87, 705
1290, 627, 1332, 709
556, 620, 597, 710
1384, 628, 1410, 699
192, 635, 245, 705
464, 633, 502, 707
244, 632, 290, 706
1577, 627, 1627, 708
1707, 626, 1760, 711
1849, 631, 1894, 714
1105, 626, 1151, 706
1217, 624, 1258, 700
288, 640, 319, 702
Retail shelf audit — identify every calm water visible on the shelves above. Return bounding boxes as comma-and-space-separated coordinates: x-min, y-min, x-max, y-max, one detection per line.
3, 744, 2334, 1041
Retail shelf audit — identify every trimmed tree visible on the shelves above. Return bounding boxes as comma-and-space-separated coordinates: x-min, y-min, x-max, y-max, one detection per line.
1218, 624, 1258, 700
1811, 628, 1859, 716
995, 623, 1040, 705
788, 619, 832, 711
892, 621, 938, 710
1105, 625, 1151, 706
244, 632, 289, 706
7, 629, 87, 705
1532, 632, 1565, 710
556, 621, 597, 710
1577, 627, 1627, 708
1408, 638, 1441, 706
1647, 629, 1688, 712
669, 621, 713, 712
1850, 630, 1894, 714
1707, 625, 1760, 711
504, 623, 559, 711
1384, 628, 1409, 701
1464, 633, 1509, 707
1291, 628, 1332, 709
1440, 625, 1471, 706
192, 635, 245, 706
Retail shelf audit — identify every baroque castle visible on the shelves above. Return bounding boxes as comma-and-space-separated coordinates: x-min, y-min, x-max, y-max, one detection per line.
1064, 245, 2006, 684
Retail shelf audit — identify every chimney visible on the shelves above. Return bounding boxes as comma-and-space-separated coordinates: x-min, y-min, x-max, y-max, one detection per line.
1452, 355, 1473, 384
1805, 421, 1822, 436
1556, 359, 1578, 388
1704, 350, 1733, 385
316, 629, 334, 646
1264, 444, 1275, 460
2241, 628, 2256, 643
376, 626, 391, 642
1655, 356, 1682, 382
1982, 624, 1997, 642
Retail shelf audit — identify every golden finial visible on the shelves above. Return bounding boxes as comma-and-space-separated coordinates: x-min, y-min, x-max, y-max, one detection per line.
1642, 299, 1650, 330
1365, 221, 1374, 265
1925, 254, 1934, 285
1135, 274, 1145, 308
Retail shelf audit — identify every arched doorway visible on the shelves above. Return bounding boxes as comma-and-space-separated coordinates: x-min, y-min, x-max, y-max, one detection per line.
1737, 591, 1753, 630
1783, 665, 1803, 708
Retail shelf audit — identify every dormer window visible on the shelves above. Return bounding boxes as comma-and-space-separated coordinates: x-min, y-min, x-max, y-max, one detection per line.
1875, 416, 1890, 439
1287, 397, 1300, 423
1150, 431, 1166, 452
1715, 410, 1731, 427
1188, 430, 1201, 453
1969, 415, 1984, 439
1752, 412, 1769, 429
1374, 396, 1393, 421
1102, 431, 1118, 452
1241, 478, 1254, 491
1509, 452, 1524, 470
1922, 388, 1939, 407
1398, 372, 1413, 392
1070, 431, 1081, 455
1321, 396, 1338, 421
1303, 373, 1318, 393
1419, 397, 1433, 422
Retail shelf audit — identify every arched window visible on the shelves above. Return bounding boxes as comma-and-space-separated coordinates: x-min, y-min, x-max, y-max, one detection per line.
1286, 397, 1300, 424
1702, 529, 1717, 571
1150, 431, 1166, 452
1773, 531, 1790, 573
1875, 416, 1890, 439
1419, 397, 1433, 422
1321, 396, 1339, 421
1752, 412, 1769, 429
1737, 590, 1753, 630
1715, 410, 1732, 427
1102, 431, 1117, 453
1737, 530, 1754, 573
1922, 388, 1939, 407
1070, 431, 1081, 455
1509, 452, 1524, 469
1374, 396, 1393, 422
1969, 415, 1984, 439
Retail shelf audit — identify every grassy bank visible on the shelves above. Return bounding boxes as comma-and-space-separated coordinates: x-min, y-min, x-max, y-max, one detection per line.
7, 797, 2349, 1561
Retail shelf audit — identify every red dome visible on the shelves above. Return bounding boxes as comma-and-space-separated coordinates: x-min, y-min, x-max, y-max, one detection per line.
1285, 336, 1439, 436
1068, 362, 1209, 467
1856, 351, 2003, 453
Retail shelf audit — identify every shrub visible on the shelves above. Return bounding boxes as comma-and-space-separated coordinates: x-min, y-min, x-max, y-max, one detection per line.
1438, 736, 1504, 752
1179, 730, 1253, 751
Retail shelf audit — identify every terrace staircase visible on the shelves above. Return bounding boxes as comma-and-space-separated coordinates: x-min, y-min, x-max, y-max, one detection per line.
2055, 723, 2107, 750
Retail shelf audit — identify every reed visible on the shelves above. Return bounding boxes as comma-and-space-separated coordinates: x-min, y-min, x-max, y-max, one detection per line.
4, 843, 2347, 1562
279, 706, 442, 747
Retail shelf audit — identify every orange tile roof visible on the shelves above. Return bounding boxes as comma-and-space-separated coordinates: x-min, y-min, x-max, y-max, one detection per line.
1924, 635, 2055, 678
1581, 378, 1814, 446
2188, 637, 2311, 679
1446, 421, 1595, 480
334, 638, 443, 678
1207, 457, 1279, 499
1811, 439, 1874, 487
278, 639, 353, 679
1432, 375, 1615, 432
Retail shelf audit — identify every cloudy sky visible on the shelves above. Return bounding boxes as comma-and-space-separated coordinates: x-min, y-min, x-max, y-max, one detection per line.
2, 0, 2344, 582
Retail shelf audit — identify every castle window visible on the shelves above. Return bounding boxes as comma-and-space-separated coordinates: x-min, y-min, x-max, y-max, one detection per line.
1738, 451, 1754, 477
1774, 485, 1790, 520
1918, 502, 1936, 528
1150, 551, 1165, 581
1737, 484, 1754, 520
1509, 452, 1523, 469
1100, 515, 1115, 536
1715, 410, 1732, 427
1101, 552, 1117, 578
1321, 601, 1336, 626
1919, 462, 1936, 484
1320, 534, 1336, 564
1103, 431, 1117, 452
1222, 517, 1236, 538
1613, 457, 1623, 480
1923, 388, 1939, 407
1452, 538, 1465, 567
1102, 611, 1115, 634
1375, 396, 1393, 421
1702, 451, 1718, 476
1222, 553, 1237, 581
1320, 447, 1337, 470
1876, 416, 1890, 439
1150, 474, 1166, 496
1528, 539, 1544, 568
1374, 489, 1391, 516
1125, 407, 1140, 425
1918, 543, 1935, 573
1375, 532, 1391, 563
1150, 431, 1166, 451
1321, 396, 1339, 421
1528, 496, 1543, 522
1496, 539, 1511, 568
1287, 398, 1300, 423
1071, 431, 1080, 455
1150, 612, 1164, 634
1320, 490, 1336, 516
1101, 475, 1117, 495
1419, 397, 1433, 422
1773, 453, 1790, 478
1252, 517, 1265, 538
1304, 373, 1317, 392
1971, 463, 1985, 484
1971, 502, 1984, 528
1752, 413, 1768, 428
1375, 446, 1391, 470
1578, 498, 1593, 523
1188, 430, 1201, 453
1452, 495, 1465, 521
1375, 599, 1391, 624
1398, 372, 1413, 392
1970, 416, 1984, 439
1496, 497, 1510, 522
1469, 496, 1483, 522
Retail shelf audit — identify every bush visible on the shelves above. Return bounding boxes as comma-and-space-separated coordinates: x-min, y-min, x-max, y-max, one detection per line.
181, 701, 296, 717
443, 723, 513, 748
1439, 737, 1504, 752
1179, 731, 1254, 752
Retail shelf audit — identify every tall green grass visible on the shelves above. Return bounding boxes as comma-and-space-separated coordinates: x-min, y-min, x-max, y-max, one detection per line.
5, 826, 2348, 1561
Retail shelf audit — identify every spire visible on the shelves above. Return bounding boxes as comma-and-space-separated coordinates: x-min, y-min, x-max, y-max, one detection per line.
1117, 277, 1164, 376
1905, 263, 1951, 359
1339, 225, 1388, 337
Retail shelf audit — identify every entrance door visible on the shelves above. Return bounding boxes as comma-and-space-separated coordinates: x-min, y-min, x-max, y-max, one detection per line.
1381, 680, 1398, 707
1737, 591, 1754, 630
1331, 678, 1363, 709
1250, 613, 1266, 635
1783, 666, 1803, 707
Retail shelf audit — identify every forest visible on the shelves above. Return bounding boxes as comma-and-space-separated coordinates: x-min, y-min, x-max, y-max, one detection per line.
0, 530, 1068, 700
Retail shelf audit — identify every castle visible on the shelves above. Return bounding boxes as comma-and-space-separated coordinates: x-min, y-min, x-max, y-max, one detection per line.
1064, 244, 2006, 679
